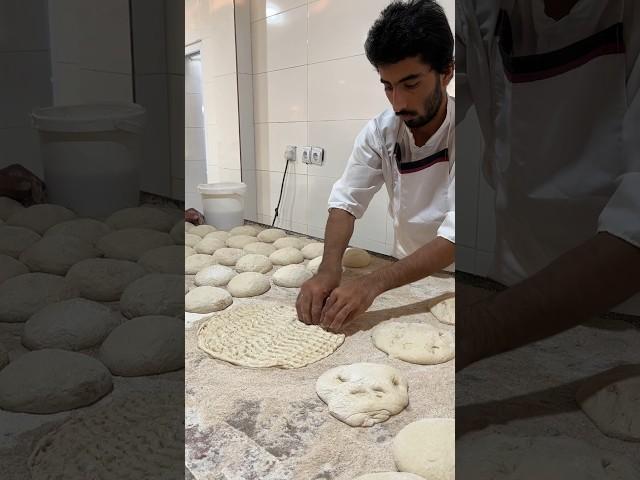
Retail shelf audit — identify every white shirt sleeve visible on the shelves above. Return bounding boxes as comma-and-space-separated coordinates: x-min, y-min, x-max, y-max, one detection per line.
436, 159, 455, 244
327, 120, 385, 219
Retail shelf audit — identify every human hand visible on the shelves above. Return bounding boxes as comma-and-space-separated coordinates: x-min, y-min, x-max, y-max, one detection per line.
296, 269, 342, 325
319, 277, 381, 332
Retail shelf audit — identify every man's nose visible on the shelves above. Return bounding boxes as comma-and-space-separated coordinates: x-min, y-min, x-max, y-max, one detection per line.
391, 89, 408, 112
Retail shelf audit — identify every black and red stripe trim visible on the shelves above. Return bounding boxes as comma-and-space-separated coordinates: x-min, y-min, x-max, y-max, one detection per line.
397, 147, 448, 174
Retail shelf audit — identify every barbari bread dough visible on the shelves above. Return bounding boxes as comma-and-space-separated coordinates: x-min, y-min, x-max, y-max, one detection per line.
316, 363, 409, 427
273, 236, 305, 250
190, 224, 217, 237
353, 474, 425, 480
99, 316, 184, 376
66, 258, 146, 302
170, 221, 184, 244
0, 254, 29, 284
185, 233, 200, 247
213, 247, 244, 266
229, 225, 259, 237
22, 298, 121, 351
185, 286, 232, 313
185, 246, 196, 258
185, 254, 215, 274
576, 364, 640, 441
137, 245, 183, 274
372, 322, 455, 365
0, 225, 41, 258
0, 349, 112, 413
270, 247, 304, 265
19, 235, 99, 275
301, 242, 324, 259
431, 296, 454, 325
257, 228, 286, 243
120, 274, 183, 318
0, 342, 8, 370
6, 204, 76, 234
45, 218, 111, 244
272, 264, 313, 287
343, 247, 371, 267
393, 418, 454, 480
97, 228, 174, 261
197, 303, 344, 368
243, 241, 276, 256
194, 236, 225, 254
227, 272, 271, 297
226, 234, 258, 249
106, 207, 173, 232
204, 230, 230, 242
0, 196, 24, 220
235, 254, 272, 274
194, 265, 237, 287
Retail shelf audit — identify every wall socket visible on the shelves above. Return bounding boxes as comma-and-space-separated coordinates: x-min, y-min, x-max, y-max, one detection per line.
301, 146, 312, 164
285, 145, 296, 162
310, 147, 324, 165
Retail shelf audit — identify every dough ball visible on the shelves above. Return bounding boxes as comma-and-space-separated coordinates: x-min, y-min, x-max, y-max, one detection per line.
372, 322, 455, 365
185, 254, 215, 274
45, 218, 111, 245
213, 247, 244, 266
431, 296, 455, 325
0, 349, 112, 413
97, 228, 174, 261
120, 274, 184, 319
185, 246, 196, 258
316, 363, 409, 427
194, 265, 237, 287
204, 230, 230, 242
343, 247, 371, 268
301, 242, 324, 259
20, 235, 99, 275
269, 247, 304, 266
272, 264, 313, 288
0, 196, 24, 220
170, 221, 184, 243
353, 474, 425, 480
185, 286, 232, 313
257, 228, 286, 243
138, 245, 183, 274
243, 241, 277, 256
99, 316, 184, 376
185, 222, 195, 233
105, 207, 173, 232
190, 224, 217, 237
6, 204, 76, 234
22, 298, 121, 351
225, 235, 258, 249
194, 236, 225, 254
0, 254, 29, 284
227, 272, 271, 298
0, 342, 8, 370
393, 418, 454, 480
185, 233, 201, 247
0, 225, 41, 258
229, 225, 259, 237
0, 273, 78, 323
307, 256, 323, 274
297, 237, 315, 247
576, 365, 640, 441
66, 258, 146, 302
235, 254, 272, 274
273, 236, 305, 250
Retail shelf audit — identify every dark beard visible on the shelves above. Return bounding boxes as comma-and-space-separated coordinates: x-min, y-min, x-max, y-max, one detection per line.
402, 79, 443, 129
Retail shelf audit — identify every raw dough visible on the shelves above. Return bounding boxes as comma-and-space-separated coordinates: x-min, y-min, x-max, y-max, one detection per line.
257, 228, 286, 243
227, 272, 271, 297
301, 242, 324, 259
20, 235, 99, 275
170, 221, 184, 243
204, 230, 230, 242
354, 474, 425, 480
0, 196, 24, 220
235, 254, 273, 274
194, 265, 237, 287
343, 247, 371, 267
22, 298, 121, 351
431, 296, 455, 325
0, 349, 112, 414
185, 222, 195, 233
120, 274, 183, 318
0, 273, 78, 323
213, 247, 244, 266
105, 207, 173, 232
137, 245, 183, 274
270, 247, 304, 265
372, 322, 455, 365
273, 236, 305, 250
97, 228, 174, 261
66, 258, 146, 302
226, 234, 258, 249
45, 218, 111, 244
190, 224, 217, 237
185, 254, 215, 274
272, 264, 313, 287
194, 236, 225, 254
185, 246, 196, 258
307, 256, 323, 274
185, 286, 233, 313
197, 303, 345, 368
0, 225, 41, 258
243, 241, 277, 256
229, 225, 259, 237
6, 204, 76, 234
576, 364, 640, 441
393, 418, 454, 480
0, 254, 29, 284
316, 363, 409, 427
0, 342, 8, 370
185, 233, 201, 247
99, 316, 184, 376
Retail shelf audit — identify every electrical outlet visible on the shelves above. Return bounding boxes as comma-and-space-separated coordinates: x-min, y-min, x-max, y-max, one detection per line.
285, 145, 296, 162
311, 147, 324, 166
301, 146, 312, 164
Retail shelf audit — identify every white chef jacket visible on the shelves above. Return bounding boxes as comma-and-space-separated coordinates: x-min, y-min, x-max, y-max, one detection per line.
328, 95, 455, 262
457, 0, 640, 314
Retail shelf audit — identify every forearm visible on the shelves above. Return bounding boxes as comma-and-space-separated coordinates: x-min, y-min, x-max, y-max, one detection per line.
367, 236, 455, 295
319, 208, 355, 273
461, 232, 640, 367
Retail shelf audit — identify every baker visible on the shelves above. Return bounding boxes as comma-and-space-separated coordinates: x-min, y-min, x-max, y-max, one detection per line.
296, 0, 455, 331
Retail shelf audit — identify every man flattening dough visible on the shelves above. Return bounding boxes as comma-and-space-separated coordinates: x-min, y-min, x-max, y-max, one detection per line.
297, 0, 455, 331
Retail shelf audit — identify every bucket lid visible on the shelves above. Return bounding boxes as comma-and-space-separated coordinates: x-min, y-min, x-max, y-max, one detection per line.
198, 182, 247, 195
31, 102, 146, 133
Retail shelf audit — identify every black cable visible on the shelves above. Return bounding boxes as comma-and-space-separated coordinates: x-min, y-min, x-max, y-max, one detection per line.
272, 158, 290, 227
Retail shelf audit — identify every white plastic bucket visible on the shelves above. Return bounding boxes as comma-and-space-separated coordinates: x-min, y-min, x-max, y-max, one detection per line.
197, 182, 247, 230
31, 102, 146, 218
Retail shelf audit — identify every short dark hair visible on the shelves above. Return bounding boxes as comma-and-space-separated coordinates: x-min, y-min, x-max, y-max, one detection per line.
365, 0, 454, 73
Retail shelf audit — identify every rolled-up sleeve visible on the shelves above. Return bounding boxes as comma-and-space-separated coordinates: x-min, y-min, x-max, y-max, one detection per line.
327, 120, 385, 219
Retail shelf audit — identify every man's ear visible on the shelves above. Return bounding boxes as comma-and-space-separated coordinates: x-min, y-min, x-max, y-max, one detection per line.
442, 62, 454, 86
